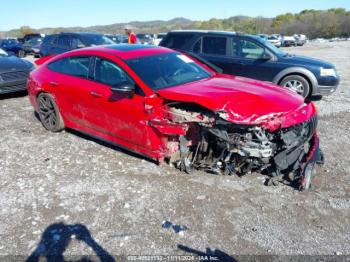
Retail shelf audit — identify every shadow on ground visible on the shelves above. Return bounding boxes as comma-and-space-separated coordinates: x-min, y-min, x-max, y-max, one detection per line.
0, 90, 27, 100
27, 222, 115, 262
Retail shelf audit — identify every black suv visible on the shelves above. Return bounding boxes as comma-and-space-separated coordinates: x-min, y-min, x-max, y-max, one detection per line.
40, 32, 115, 57
160, 30, 340, 98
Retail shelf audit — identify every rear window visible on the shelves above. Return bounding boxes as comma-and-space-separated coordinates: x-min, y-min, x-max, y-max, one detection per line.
47, 56, 91, 78
161, 33, 194, 49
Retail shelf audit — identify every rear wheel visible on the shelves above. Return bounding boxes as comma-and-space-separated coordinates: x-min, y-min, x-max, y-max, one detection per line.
280, 75, 310, 98
37, 93, 64, 132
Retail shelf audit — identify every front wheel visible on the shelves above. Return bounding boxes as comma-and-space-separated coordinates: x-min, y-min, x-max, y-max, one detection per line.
280, 75, 310, 98
37, 93, 65, 132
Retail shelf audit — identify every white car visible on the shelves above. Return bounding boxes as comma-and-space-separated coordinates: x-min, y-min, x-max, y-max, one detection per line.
267, 36, 281, 47
294, 34, 307, 46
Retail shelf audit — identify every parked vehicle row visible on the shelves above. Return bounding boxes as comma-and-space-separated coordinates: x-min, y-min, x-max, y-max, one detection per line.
39, 32, 115, 57
0, 35, 44, 58
159, 30, 339, 99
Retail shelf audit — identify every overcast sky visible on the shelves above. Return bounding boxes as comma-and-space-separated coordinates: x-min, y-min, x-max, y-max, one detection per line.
1, 0, 350, 31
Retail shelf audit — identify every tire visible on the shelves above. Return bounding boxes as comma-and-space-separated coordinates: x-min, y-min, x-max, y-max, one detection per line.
37, 93, 65, 132
280, 75, 310, 98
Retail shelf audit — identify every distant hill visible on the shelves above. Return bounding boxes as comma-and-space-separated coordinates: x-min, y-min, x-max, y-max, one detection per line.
1, 17, 194, 37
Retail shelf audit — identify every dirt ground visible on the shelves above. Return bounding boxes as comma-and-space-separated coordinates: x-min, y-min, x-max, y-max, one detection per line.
0, 41, 349, 260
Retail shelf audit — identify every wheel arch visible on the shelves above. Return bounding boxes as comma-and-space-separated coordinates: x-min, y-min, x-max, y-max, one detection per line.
273, 67, 319, 95
36, 91, 66, 122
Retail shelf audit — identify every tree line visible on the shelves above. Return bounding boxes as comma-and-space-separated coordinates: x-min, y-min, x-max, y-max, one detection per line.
193, 8, 350, 38
2, 8, 350, 39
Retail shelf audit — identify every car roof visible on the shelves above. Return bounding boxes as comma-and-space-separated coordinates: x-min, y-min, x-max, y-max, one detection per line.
169, 30, 239, 36
60, 44, 175, 60
45, 32, 104, 37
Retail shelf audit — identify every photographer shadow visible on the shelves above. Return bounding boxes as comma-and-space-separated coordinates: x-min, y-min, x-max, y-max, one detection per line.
27, 222, 115, 262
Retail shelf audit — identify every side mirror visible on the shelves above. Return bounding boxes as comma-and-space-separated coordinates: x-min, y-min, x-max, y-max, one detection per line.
111, 82, 135, 97
261, 51, 272, 60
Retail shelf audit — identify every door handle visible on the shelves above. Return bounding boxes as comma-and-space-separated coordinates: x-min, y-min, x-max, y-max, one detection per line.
90, 91, 102, 98
49, 81, 59, 86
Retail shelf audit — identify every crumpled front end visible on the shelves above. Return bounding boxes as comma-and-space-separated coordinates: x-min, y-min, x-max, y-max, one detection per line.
155, 101, 322, 190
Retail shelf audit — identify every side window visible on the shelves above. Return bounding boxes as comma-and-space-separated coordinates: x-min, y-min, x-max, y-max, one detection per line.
57, 36, 70, 47
71, 37, 84, 48
47, 56, 91, 78
239, 39, 265, 59
202, 37, 227, 56
94, 58, 131, 86
193, 38, 202, 53
47, 59, 64, 72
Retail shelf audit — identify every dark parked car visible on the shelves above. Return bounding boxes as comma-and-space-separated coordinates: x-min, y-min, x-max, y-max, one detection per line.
18, 33, 43, 44
22, 37, 43, 57
160, 30, 340, 98
0, 39, 24, 57
0, 48, 34, 94
40, 32, 115, 57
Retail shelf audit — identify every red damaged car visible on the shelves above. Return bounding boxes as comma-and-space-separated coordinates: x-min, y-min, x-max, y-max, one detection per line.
27, 45, 323, 190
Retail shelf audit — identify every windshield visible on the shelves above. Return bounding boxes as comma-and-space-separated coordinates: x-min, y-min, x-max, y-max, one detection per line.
126, 52, 211, 90
0, 48, 8, 57
80, 34, 115, 46
26, 38, 42, 45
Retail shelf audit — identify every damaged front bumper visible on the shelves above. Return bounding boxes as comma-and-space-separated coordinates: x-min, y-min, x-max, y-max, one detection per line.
155, 102, 324, 190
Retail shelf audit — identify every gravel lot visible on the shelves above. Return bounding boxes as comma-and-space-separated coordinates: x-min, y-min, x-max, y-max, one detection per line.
0, 42, 349, 260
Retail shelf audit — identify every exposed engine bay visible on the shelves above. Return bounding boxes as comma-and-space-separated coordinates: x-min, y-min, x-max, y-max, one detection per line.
160, 102, 323, 190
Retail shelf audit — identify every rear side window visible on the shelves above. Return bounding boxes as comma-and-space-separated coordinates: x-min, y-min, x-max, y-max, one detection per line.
161, 34, 194, 49
47, 56, 91, 78
202, 37, 227, 56
57, 36, 70, 47
94, 58, 131, 86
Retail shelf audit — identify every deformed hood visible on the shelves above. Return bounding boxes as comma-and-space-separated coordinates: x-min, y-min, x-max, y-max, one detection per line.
157, 74, 317, 131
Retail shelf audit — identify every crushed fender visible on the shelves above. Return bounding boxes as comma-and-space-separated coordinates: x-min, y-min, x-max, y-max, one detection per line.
150, 101, 323, 190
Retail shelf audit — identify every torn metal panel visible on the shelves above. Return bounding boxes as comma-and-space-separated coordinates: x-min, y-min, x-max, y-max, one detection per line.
156, 101, 322, 190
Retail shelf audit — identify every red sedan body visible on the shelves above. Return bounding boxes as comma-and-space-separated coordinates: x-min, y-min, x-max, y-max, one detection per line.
27, 45, 322, 189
